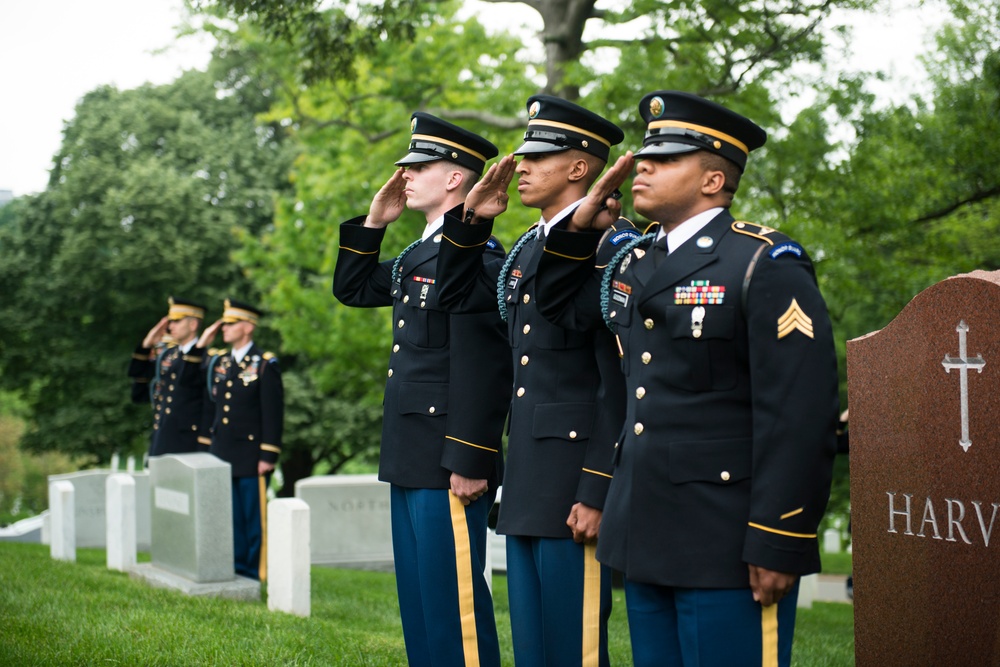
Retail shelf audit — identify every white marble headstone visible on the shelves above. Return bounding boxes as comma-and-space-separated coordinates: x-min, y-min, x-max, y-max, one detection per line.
267, 498, 311, 617
47, 470, 110, 548
48, 480, 75, 562
106, 474, 137, 572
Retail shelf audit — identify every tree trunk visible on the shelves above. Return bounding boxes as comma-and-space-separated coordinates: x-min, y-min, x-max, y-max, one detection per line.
276, 446, 315, 497
490, 0, 597, 99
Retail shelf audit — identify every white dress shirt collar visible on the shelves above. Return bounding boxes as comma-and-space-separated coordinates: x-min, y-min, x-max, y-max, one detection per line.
537, 197, 587, 239
232, 342, 254, 364
421, 214, 445, 242
656, 207, 724, 254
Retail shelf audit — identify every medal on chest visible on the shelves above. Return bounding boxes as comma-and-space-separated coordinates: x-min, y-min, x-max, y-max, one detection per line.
239, 355, 261, 386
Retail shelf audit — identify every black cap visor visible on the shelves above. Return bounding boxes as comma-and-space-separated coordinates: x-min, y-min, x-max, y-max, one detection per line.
514, 140, 572, 156
395, 149, 445, 167
634, 141, 702, 159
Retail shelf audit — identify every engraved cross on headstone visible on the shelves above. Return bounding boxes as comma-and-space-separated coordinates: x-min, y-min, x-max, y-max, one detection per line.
941, 320, 985, 452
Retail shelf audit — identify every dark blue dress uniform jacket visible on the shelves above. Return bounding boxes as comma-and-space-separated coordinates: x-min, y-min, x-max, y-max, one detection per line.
435, 212, 637, 539
332, 216, 512, 490
128, 343, 205, 456
535, 210, 839, 588
191, 342, 284, 478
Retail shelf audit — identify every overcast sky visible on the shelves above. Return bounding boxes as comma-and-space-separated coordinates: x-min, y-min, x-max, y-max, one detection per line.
0, 0, 213, 197
0, 0, 943, 198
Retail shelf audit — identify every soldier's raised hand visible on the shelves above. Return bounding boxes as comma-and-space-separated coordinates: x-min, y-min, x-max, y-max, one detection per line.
197, 319, 224, 349
568, 152, 634, 232
462, 154, 516, 223
364, 168, 408, 229
142, 316, 171, 348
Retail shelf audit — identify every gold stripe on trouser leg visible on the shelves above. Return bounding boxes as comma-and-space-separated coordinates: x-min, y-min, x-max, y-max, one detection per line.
582, 542, 601, 667
258, 475, 268, 582
449, 492, 480, 667
761, 603, 778, 667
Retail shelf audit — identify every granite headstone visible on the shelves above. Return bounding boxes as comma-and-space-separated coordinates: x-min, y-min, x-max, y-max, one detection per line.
295, 474, 393, 569
131, 470, 152, 552
148, 453, 233, 582
130, 453, 258, 600
847, 270, 1000, 666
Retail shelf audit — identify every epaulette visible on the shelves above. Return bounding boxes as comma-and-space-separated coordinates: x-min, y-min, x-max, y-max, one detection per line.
731, 221, 779, 246
263, 351, 278, 363
207, 348, 221, 357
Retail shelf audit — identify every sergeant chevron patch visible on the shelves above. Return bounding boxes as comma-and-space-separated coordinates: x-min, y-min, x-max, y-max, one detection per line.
777, 298, 814, 339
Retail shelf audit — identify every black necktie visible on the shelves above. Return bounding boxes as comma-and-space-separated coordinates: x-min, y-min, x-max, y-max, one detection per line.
653, 235, 668, 266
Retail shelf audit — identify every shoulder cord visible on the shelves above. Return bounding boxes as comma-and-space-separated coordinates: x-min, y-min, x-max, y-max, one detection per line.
742, 243, 769, 310
150, 346, 170, 404
205, 353, 222, 402
496, 228, 538, 322
600, 233, 656, 331
391, 238, 423, 285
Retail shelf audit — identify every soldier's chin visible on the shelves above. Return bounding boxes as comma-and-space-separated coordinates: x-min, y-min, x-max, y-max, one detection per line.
632, 198, 655, 220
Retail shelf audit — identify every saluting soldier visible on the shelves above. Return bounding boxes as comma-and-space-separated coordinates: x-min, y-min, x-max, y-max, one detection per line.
534, 91, 839, 667
128, 297, 207, 458
333, 113, 512, 667
436, 96, 637, 667
190, 299, 283, 581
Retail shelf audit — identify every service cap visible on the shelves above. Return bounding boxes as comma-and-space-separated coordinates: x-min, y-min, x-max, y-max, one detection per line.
514, 95, 624, 162
167, 297, 206, 321
395, 112, 498, 174
635, 91, 766, 171
221, 299, 262, 326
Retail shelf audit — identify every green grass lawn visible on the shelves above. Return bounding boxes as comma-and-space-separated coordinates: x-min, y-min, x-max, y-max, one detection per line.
820, 550, 853, 576
0, 542, 853, 665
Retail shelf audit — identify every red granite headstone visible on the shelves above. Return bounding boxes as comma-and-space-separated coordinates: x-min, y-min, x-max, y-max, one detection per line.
847, 270, 1000, 666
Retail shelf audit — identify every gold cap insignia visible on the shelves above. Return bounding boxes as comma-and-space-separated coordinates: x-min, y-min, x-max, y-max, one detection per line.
649, 96, 664, 118
528, 101, 540, 119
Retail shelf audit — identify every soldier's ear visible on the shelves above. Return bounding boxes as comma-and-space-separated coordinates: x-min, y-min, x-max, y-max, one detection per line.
567, 156, 590, 183
701, 169, 726, 196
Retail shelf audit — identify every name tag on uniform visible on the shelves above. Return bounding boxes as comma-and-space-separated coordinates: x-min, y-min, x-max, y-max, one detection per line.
612, 280, 631, 307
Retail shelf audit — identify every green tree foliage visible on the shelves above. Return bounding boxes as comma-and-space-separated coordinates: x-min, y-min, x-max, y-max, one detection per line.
0, 416, 25, 518
0, 64, 296, 462
749, 0, 1000, 527
194, 0, 875, 99
754, 0, 1000, 356
206, 6, 541, 486
184, 0, 879, 489
0, 413, 93, 522
6, 0, 994, 505
190, 0, 424, 86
